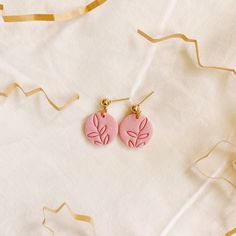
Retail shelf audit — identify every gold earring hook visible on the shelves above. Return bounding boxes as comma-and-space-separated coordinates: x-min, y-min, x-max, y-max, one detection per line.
100, 96, 129, 116
130, 91, 154, 117
137, 91, 154, 105
100, 97, 129, 107
110, 97, 130, 103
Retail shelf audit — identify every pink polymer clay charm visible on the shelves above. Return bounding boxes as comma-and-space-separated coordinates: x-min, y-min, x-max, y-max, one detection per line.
119, 114, 153, 148
84, 111, 118, 146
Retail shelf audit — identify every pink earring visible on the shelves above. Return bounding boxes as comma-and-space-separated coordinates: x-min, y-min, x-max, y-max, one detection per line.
84, 97, 129, 146
119, 92, 154, 148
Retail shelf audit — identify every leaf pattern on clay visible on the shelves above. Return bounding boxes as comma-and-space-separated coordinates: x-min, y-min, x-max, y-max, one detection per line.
87, 132, 99, 138
138, 133, 149, 139
87, 114, 110, 145
94, 140, 103, 145
127, 131, 138, 138
99, 125, 107, 135
128, 140, 135, 148
139, 117, 148, 131
127, 117, 150, 148
93, 114, 99, 128
103, 134, 109, 145
137, 142, 145, 147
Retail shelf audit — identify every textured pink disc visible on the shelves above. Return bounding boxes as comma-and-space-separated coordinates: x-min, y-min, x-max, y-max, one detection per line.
84, 112, 118, 146
119, 114, 153, 148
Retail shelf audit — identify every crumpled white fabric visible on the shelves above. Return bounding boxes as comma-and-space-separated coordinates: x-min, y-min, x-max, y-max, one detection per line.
0, 0, 235, 235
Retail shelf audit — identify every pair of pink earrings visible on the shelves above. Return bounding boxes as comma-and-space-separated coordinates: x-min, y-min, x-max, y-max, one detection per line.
84, 92, 154, 148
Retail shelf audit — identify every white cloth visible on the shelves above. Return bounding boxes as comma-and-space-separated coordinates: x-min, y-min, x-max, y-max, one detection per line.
0, 0, 235, 235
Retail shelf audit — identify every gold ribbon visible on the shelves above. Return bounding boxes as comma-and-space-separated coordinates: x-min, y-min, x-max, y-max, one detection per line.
226, 228, 236, 236
137, 29, 236, 77
0, 83, 80, 111
194, 140, 236, 188
0, 0, 107, 22
195, 141, 236, 235
42, 202, 96, 236
42, 202, 235, 236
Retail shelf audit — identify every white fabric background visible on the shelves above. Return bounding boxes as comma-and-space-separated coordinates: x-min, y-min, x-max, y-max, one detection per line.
0, 0, 235, 235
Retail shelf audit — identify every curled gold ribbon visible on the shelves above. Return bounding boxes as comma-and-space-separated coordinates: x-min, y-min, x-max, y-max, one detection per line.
42, 202, 96, 236
0, 83, 80, 111
194, 140, 236, 188
226, 228, 236, 236
0, 0, 107, 22
137, 29, 236, 77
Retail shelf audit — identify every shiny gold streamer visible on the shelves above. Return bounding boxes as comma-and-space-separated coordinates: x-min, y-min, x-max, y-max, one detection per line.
137, 29, 236, 77
42, 202, 96, 236
226, 228, 236, 236
0, 83, 80, 111
0, 0, 107, 22
194, 140, 236, 188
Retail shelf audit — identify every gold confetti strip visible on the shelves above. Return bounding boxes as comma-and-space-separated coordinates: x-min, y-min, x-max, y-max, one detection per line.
0, 83, 80, 111
42, 202, 96, 236
226, 228, 236, 236
0, 0, 107, 22
194, 140, 236, 188
137, 29, 236, 77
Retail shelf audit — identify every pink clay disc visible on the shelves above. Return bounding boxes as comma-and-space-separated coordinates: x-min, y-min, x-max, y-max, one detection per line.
119, 114, 153, 148
84, 112, 118, 146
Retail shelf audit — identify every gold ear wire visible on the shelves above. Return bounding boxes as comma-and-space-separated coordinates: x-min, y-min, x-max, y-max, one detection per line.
130, 91, 154, 117
100, 97, 129, 116
110, 97, 130, 103
137, 91, 154, 105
